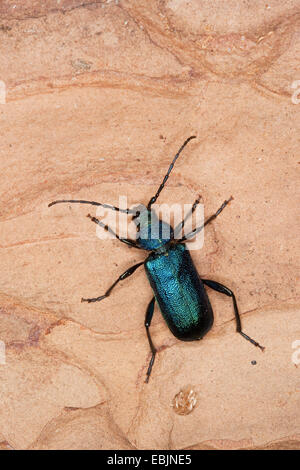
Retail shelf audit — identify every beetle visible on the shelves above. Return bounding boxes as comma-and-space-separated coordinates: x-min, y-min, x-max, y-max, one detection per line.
49, 136, 264, 382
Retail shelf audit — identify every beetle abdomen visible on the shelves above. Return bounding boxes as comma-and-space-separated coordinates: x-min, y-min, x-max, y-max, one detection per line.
144, 244, 213, 341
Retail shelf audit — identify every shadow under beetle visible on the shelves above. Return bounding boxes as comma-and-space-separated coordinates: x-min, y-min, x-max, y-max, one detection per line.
49, 136, 264, 382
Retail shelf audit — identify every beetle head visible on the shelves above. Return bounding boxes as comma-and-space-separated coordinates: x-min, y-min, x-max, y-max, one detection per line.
131, 204, 173, 250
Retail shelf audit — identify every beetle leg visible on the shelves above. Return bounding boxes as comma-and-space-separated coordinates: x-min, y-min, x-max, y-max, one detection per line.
173, 194, 202, 239
81, 262, 144, 303
86, 214, 144, 250
144, 297, 157, 383
176, 197, 233, 243
202, 279, 265, 351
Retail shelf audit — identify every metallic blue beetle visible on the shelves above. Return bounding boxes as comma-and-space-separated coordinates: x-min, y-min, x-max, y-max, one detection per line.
49, 136, 264, 382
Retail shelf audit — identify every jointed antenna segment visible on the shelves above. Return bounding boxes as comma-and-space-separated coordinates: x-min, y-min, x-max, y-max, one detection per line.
147, 136, 196, 210
48, 199, 135, 214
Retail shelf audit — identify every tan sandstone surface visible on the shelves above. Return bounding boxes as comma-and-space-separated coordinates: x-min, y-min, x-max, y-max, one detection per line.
0, 0, 299, 450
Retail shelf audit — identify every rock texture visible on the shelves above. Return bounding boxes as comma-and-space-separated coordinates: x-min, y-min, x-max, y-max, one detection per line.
0, 0, 299, 450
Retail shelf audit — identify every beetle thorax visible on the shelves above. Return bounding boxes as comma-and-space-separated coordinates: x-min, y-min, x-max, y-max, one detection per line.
133, 208, 173, 250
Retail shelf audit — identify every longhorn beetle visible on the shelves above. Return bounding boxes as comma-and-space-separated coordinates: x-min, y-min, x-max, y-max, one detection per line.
49, 136, 264, 382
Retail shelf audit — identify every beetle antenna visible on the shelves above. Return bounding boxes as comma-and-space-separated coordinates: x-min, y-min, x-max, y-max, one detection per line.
48, 199, 135, 214
147, 136, 196, 210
